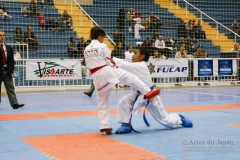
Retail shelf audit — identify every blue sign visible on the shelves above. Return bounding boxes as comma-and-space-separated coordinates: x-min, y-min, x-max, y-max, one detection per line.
218, 60, 232, 76
198, 60, 213, 76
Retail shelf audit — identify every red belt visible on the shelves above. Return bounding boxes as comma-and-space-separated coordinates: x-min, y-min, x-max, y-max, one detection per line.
90, 65, 107, 74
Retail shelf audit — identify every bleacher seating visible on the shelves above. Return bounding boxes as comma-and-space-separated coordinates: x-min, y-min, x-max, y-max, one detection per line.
1, 1, 78, 59
174, 0, 240, 43
81, 0, 220, 57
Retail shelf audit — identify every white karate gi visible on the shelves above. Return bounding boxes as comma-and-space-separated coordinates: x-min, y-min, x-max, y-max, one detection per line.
133, 17, 145, 39
84, 40, 152, 130
113, 57, 182, 128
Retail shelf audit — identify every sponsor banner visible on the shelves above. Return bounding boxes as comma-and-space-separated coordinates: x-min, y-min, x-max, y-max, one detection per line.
194, 59, 213, 77
147, 58, 188, 78
194, 59, 237, 77
217, 59, 237, 76
26, 60, 82, 80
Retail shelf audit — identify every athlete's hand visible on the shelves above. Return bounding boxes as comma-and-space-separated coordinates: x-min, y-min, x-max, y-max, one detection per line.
106, 57, 116, 67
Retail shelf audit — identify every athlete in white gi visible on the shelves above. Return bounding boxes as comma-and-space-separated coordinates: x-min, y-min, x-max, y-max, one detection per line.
84, 26, 160, 135
112, 48, 193, 134
133, 14, 145, 39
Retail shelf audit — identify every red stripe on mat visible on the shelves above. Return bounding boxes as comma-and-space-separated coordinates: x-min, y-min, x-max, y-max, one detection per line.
0, 104, 240, 121
22, 133, 165, 160
231, 124, 240, 127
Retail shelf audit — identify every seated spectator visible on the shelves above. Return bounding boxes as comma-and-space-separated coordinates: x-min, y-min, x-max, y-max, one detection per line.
67, 37, 78, 58
29, 0, 37, 18
46, 16, 54, 30
155, 36, 165, 49
230, 43, 239, 52
146, 42, 156, 56
178, 20, 186, 38
113, 28, 125, 47
124, 45, 134, 62
127, 7, 135, 26
165, 37, 174, 58
185, 36, 195, 54
44, 0, 54, 6
54, 18, 64, 32
14, 27, 23, 43
176, 37, 185, 49
193, 45, 207, 58
231, 20, 239, 36
61, 10, 72, 29
152, 50, 160, 59
24, 28, 38, 50
38, 12, 45, 30
150, 30, 159, 43
14, 27, 24, 52
175, 46, 188, 58
132, 13, 145, 39
111, 42, 124, 59
149, 12, 161, 31
0, 4, 12, 18
77, 37, 85, 58
141, 38, 151, 51
185, 20, 193, 38
21, 4, 28, 17
195, 20, 206, 39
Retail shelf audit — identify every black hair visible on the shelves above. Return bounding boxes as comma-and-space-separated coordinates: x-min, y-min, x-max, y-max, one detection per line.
127, 45, 132, 50
90, 26, 106, 40
139, 47, 149, 61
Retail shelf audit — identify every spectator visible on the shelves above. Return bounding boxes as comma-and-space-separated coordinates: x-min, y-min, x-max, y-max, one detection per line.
132, 13, 145, 39
195, 20, 206, 39
155, 36, 165, 49
185, 35, 195, 54
46, 16, 54, 30
24, 25, 38, 50
111, 42, 124, 59
38, 12, 45, 30
149, 12, 161, 30
124, 45, 134, 62
67, 37, 78, 58
152, 50, 160, 59
54, 18, 63, 32
178, 20, 186, 38
13, 27, 23, 43
44, 0, 54, 6
165, 37, 174, 58
193, 45, 207, 58
21, 4, 28, 17
113, 28, 125, 47
231, 20, 239, 35
61, 10, 72, 29
230, 43, 239, 52
150, 30, 159, 43
0, 4, 12, 18
117, 8, 126, 32
14, 27, 24, 52
77, 37, 85, 58
29, 0, 37, 18
185, 20, 193, 38
148, 42, 157, 56
127, 7, 135, 26
175, 46, 188, 58
176, 37, 185, 49
141, 38, 151, 51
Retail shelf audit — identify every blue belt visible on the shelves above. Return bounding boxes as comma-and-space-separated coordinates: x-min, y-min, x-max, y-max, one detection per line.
129, 85, 154, 133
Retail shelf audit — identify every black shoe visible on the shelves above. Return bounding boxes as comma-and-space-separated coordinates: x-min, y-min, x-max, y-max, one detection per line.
84, 92, 92, 97
12, 104, 25, 109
